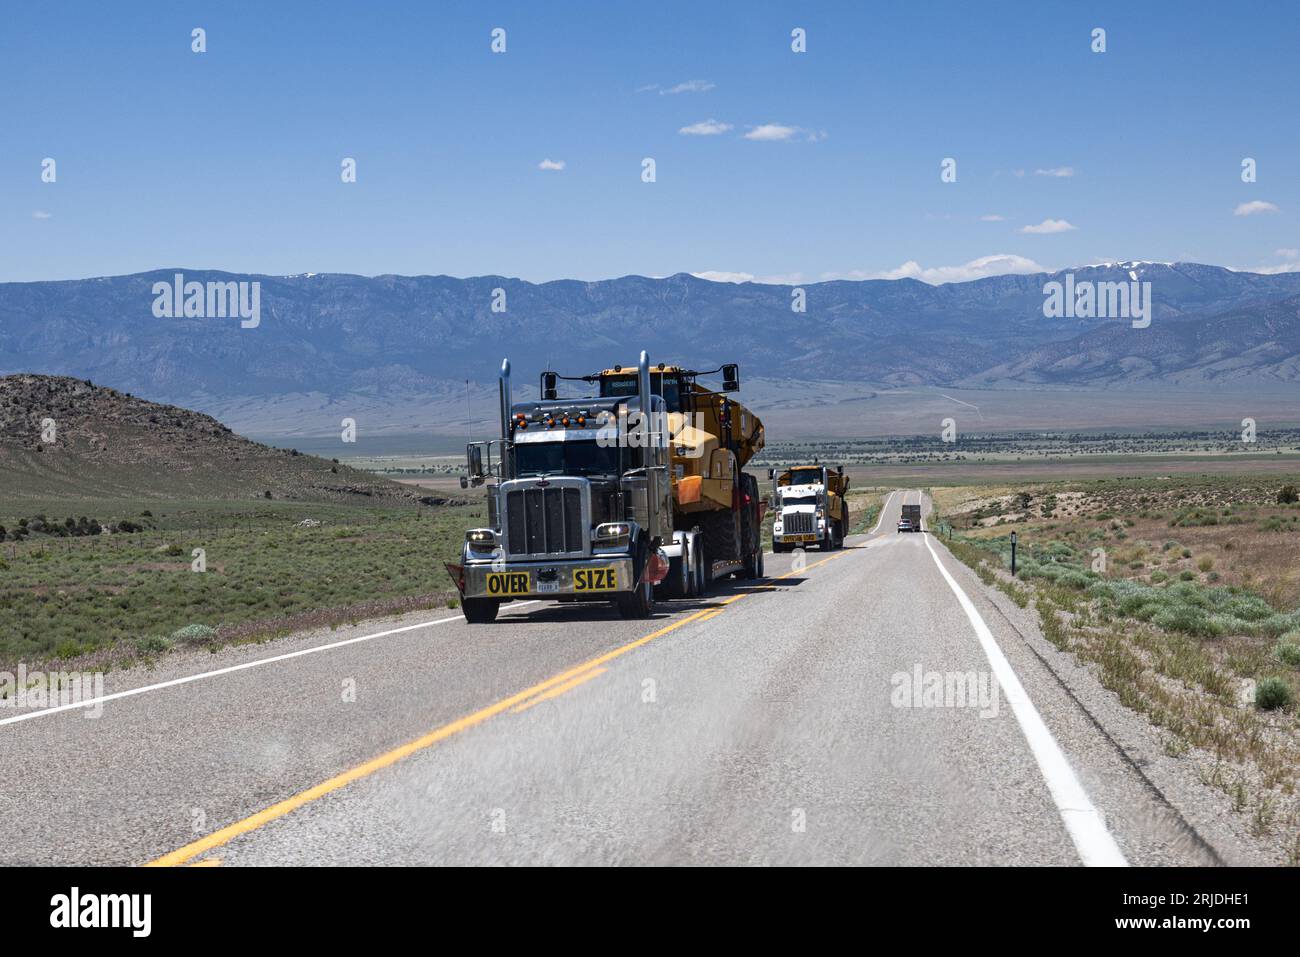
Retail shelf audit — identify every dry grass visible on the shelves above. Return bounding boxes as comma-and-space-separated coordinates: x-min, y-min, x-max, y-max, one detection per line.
936, 474, 1300, 864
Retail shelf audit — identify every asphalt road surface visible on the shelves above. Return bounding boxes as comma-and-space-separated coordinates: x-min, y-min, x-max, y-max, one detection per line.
0, 491, 1224, 865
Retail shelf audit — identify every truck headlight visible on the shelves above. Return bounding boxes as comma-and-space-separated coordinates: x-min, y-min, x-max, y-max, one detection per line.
594, 522, 631, 547
465, 528, 495, 549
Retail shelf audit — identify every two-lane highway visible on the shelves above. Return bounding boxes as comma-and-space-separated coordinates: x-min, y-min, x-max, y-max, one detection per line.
0, 491, 1214, 865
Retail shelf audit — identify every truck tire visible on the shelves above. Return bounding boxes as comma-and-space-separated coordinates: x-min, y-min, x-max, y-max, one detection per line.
699, 508, 740, 577
842, 505, 851, 542
693, 539, 707, 596
657, 542, 690, 600
462, 598, 500, 624
616, 540, 656, 619
616, 577, 655, 618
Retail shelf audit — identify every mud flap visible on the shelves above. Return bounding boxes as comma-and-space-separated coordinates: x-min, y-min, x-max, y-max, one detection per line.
444, 562, 466, 596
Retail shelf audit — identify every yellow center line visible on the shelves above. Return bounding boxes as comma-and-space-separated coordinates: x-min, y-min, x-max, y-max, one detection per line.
510, 667, 607, 714
146, 546, 857, 867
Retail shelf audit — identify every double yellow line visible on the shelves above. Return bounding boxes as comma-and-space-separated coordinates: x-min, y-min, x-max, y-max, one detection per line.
148, 549, 850, 866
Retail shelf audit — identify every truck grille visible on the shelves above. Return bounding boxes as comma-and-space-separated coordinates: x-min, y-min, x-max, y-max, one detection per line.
505, 486, 584, 556
783, 511, 814, 534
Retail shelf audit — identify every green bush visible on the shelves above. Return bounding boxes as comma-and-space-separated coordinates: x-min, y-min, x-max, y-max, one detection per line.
135, 634, 172, 654
1275, 641, 1300, 668
170, 623, 217, 645
1255, 677, 1294, 711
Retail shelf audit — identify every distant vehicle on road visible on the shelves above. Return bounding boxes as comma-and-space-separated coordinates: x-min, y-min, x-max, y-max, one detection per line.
898, 503, 922, 533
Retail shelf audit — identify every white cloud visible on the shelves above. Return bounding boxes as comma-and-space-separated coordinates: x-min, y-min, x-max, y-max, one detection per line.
691, 270, 808, 285
868, 254, 1047, 285
1234, 200, 1279, 216
692, 270, 755, 283
1246, 261, 1300, 275
1020, 218, 1078, 234
661, 80, 714, 95
1235, 249, 1300, 274
679, 119, 733, 136
979, 214, 1005, 222
537, 159, 566, 171
1034, 167, 1076, 177
744, 123, 799, 142
32, 210, 52, 220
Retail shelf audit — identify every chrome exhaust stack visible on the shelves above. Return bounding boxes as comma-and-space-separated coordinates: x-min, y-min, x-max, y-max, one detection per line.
637, 350, 652, 467
498, 358, 512, 443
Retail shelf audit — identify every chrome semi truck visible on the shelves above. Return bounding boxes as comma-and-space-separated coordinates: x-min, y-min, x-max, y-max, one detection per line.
446, 351, 763, 623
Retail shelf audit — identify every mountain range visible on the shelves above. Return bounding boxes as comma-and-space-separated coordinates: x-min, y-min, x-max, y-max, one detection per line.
2, 262, 1298, 439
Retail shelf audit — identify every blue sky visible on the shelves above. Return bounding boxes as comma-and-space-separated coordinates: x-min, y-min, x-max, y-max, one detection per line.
3, 1, 1297, 284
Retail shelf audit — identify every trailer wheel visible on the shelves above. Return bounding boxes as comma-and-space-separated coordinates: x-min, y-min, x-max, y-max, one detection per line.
461, 598, 500, 624
743, 534, 763, 578
700, 509, 740, 578
693, 539, 707, 596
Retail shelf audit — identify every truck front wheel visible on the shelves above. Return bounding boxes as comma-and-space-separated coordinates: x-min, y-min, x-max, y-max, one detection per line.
616, 578, 655, 618
616, 542, 656, 618
462, 598, 500, 624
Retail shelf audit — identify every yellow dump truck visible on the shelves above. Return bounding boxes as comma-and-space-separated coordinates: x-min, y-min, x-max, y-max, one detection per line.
581, 359, 766, 595
770, 464, 850, 551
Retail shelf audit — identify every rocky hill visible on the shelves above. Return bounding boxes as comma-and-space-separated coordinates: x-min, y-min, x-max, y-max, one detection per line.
0, 375, 418, 502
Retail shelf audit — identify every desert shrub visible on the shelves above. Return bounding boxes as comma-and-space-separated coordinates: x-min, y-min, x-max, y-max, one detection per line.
1255, 677, 1294, 711
170, 623, 217, 645
1275, 639, 1300, 668
135, 634, 172, 654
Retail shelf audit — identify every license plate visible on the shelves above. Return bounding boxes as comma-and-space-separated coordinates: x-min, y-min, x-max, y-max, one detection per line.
536, 580, 560, 593
484, 571, 531, 596
573, 567, 618, 592
786, 534, 816, 542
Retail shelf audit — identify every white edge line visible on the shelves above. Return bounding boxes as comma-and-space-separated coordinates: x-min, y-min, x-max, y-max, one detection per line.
922, 531, 1128, 867
870, 490, 897, 534
0, 602, 539, 729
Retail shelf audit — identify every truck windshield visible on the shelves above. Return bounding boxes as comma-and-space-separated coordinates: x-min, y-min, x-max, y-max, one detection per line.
782, 495, 818, 508
600, 374, 681, 411
514, 440, 621, 477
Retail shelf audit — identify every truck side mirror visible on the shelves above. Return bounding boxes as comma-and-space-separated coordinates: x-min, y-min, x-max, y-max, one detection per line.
541, 371, 558, 400
721, 364, 740, 392
467, 445, 484, 479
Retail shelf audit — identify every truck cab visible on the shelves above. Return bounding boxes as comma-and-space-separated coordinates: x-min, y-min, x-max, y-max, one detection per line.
450, 353, 673, 623
770, 464, 850, 552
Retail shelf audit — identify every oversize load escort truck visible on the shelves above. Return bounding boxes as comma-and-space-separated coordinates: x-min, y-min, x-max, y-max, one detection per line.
770, 464, 850, 551
446, 351, 766, 623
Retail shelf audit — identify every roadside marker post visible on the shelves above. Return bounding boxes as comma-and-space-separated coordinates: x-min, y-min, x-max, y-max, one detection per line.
1010, 530, 1018, 577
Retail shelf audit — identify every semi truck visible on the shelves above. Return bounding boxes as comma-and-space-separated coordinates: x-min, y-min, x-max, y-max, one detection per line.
898, 503, 922, 533
769, 464, 850, 551
446, 351, 766, 623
